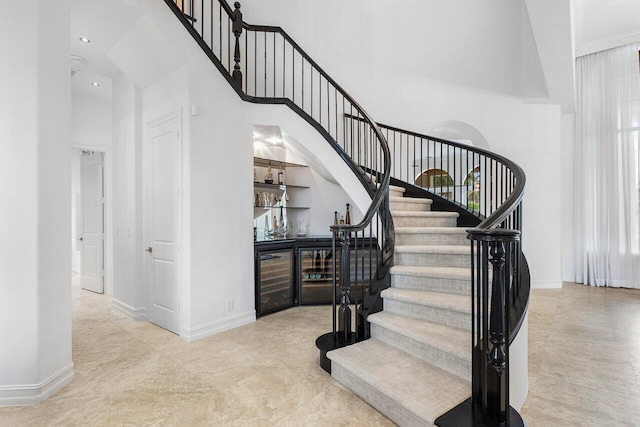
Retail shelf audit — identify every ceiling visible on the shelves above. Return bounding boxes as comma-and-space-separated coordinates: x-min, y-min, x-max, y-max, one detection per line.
69, 0, 144, 97
575, 0, 640, 56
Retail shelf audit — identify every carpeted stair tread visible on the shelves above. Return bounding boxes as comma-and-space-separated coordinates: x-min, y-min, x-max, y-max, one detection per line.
391, 211, 459, 218
390, 265, 471, 280
328, 339, 470, 426
395, 244, 470, 255
368, 311, 470, 364
389, 196, 433, 204
381, 288, 471, 314
395, 226, 467, 234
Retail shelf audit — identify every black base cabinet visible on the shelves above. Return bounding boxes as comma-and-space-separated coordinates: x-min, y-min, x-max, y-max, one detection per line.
255, 236, 376, 318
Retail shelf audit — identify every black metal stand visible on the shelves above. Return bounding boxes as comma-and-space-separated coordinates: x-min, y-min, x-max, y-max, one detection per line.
435, 397, 524, 427
315, 332, 357, 374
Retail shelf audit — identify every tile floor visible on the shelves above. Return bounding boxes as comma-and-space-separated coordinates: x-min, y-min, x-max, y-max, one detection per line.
0, 280, 639, 426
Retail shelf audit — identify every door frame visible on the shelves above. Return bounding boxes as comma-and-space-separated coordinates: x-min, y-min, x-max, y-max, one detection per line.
72, 144, 113, 296
143, 108, 183, 336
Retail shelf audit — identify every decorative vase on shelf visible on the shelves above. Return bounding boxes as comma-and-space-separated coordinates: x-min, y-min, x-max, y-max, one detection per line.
264, 162, 274, 184
345, 203, 351, 225
277, 163, 284, 185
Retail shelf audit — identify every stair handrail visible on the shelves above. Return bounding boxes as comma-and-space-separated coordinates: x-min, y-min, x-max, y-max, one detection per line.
343, 117, 528, 426
163, 0, 395, 349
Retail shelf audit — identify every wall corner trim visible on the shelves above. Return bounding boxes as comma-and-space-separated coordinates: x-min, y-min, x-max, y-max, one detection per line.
112, 298, 147, 320
0, 363, 75, 407
181, 311, 256, 342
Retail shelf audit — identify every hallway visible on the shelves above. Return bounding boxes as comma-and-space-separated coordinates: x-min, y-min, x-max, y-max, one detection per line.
1, 279, 639, 425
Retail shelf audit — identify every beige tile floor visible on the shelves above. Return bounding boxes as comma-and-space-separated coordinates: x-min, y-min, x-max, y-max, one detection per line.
0, 280, 639, 426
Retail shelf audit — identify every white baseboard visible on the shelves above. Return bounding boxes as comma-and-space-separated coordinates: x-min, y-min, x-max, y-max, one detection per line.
531, 280, 563, 289
112, 298, 147, 320
181, 310, 256, 342
0, 363, 74, 407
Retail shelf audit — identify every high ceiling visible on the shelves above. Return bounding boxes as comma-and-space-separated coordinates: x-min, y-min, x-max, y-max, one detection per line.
575, 0, 640, 56
69, 0, 143, 97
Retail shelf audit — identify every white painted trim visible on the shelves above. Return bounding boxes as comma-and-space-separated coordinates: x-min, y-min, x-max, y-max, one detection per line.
112, 298, 147, 320
531, 280, 563, 289
0, 363, 74, 407
577, 30, 640, 57
181, 311, 256, 342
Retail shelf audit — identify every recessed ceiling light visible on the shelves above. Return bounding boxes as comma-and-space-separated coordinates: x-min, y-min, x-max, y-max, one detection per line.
91, 82, 100, 87
79, 37, 91, 43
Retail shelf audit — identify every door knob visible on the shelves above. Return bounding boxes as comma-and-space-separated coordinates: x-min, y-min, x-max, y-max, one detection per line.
78, 237, 84, 241
145, 246, 153, 253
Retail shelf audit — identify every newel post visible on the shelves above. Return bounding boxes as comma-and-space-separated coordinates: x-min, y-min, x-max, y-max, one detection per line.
486, 240, 508, 423
435, 229, 523, 427
232, 2, 243, 88
338, 230, 352, 339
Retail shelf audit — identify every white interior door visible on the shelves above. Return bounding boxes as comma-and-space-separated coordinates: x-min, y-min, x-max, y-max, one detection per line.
146, 114, 180, 334
79, 152, 104, 293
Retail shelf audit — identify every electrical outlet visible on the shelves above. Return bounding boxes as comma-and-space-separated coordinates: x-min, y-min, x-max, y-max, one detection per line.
226, 299, 234, 311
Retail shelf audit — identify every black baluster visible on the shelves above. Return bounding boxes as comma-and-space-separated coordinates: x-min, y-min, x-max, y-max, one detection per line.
232, 2, 242, 88
338, 230, 352, 340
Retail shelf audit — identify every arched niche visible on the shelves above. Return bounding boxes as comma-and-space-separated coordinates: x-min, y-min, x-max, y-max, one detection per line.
428, 120, 491, 151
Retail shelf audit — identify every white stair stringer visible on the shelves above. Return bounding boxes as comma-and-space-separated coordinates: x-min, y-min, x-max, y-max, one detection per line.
327, 185, 476, 426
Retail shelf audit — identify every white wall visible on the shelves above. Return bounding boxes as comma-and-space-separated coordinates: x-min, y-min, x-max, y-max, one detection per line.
72, 91, 113, 148
0, 0, 73, 405
111, 73, 145, 317
239, 0, 541, 98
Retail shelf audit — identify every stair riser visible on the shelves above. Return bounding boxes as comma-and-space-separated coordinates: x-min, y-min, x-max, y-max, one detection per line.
390, 189, 405, 197
384, 299, 471, 329
331, 363, 426, 426
393, 216, 457, 227
396, 232, 468, 246
390, 202, 431, 212
371, 323, 471, 382
391, 274, 470, 295
394, 252, 470, 268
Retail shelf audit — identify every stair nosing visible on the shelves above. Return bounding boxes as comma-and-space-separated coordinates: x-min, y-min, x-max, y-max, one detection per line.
395, 226, 468, 234
390, 265, 471, 280
394, 244, 470, 254
381, 288, 471, 314
390, 196, 433, 204
390, 211, 459, 217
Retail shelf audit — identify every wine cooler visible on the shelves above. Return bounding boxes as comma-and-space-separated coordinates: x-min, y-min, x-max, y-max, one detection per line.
298, 247, 373, 305
255, 248, 295, 316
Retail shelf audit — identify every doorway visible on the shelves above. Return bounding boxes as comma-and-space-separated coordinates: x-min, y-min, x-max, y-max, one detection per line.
144, 111, 182, 335
74, 149, 105, 294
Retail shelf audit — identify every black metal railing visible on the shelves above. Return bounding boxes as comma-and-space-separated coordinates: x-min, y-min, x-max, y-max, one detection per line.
352, 118, 528, 426
163, 0, 394, 344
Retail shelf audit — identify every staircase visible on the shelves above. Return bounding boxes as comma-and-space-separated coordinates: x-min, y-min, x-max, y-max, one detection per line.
328, 185, 473, 425
164, 1, 529, 426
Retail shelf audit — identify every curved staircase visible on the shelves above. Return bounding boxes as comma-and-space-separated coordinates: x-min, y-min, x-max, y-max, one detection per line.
329, 185, 473, 425
163, 1, 529, 425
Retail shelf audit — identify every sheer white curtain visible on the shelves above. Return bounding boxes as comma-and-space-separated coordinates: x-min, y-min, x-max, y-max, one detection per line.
575, 43, 640, 288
